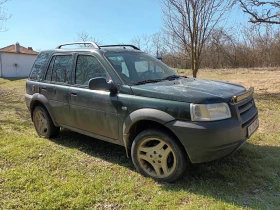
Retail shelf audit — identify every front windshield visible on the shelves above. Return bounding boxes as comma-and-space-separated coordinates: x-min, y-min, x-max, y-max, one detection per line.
105, 52, 179, 85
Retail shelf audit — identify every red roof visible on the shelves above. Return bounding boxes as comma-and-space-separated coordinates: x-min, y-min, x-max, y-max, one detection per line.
0, 43, 38, 55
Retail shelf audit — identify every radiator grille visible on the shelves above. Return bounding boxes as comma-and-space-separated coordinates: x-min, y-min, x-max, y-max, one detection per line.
234, 91, 258, 128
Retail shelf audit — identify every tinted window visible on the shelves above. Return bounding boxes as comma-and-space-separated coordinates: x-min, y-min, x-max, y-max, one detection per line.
29, 52, 51, 80
75, 55, 107, 85
51, 55, 73, 83
45, 57, 55, 81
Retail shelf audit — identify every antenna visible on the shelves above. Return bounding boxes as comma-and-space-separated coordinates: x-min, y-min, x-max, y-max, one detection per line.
104, 33, 122, 45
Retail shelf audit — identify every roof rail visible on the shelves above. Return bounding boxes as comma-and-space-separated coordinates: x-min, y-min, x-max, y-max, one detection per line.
56, 42, 100, 49
99, 45, 140, 50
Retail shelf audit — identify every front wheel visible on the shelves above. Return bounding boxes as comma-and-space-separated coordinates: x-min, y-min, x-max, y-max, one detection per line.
131, 129, 187, 182
33, 106, 60, 138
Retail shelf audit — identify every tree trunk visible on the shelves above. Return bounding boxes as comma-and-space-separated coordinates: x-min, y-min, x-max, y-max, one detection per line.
191, 52, 198, 78
192, 66, 198, 78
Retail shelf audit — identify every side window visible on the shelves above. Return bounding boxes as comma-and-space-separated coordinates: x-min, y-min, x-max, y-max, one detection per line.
45, 57, 55, 81
29, 52, 51, 80
75, 55, 107, 85
51, 55, 73, 83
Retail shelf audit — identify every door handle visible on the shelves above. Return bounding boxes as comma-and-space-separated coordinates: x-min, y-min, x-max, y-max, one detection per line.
71, 92, 77, 96
41, 86, 47, 90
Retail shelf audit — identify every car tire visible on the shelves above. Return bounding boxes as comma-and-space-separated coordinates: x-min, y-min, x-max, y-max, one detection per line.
33, 106, 60, 138
131, 129, 187, 182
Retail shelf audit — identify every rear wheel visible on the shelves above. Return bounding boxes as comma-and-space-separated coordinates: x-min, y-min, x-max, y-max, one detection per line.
33, 106, 60, 138
131, 129, 186, 182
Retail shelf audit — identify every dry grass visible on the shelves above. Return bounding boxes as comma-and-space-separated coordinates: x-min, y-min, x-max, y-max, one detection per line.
0, 69, 279, 209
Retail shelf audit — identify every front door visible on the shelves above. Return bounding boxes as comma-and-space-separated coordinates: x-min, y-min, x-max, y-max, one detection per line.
69, 54, 119, 140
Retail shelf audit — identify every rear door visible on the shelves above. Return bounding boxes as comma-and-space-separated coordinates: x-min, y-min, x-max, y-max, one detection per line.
68, 54, 119, 139
41, 54, 74, 126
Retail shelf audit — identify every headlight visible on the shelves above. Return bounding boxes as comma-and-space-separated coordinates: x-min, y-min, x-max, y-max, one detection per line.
190, 103, 231, 121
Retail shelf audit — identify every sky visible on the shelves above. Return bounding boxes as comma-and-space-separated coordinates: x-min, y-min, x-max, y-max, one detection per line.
0, 0, 246, 51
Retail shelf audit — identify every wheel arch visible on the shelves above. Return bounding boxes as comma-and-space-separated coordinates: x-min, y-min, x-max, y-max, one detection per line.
30, 94, 59, 127
122, 109, 187, 158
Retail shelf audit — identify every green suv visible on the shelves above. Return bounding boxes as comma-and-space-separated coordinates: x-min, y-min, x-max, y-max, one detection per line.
25, 42, 259, 182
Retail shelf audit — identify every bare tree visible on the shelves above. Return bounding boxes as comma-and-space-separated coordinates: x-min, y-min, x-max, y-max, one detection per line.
239, 0, 280, 24
203, 28, 238, 68
129, 24, 280, 69
162, 0, 234, 77
0, 0, 11, 31
151, 32, 169, 57
75, 31, 102, 47
131, 34, 153, 53
131, 32, 168, 57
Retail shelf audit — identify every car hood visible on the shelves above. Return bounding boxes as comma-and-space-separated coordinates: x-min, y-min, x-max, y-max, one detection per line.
130, 77, 246, 103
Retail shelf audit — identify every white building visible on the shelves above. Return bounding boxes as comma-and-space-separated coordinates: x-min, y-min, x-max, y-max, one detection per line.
0, 42, 38, 78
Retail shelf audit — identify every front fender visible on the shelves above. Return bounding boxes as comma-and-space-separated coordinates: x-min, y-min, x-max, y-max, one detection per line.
122, 108, 175, 157
123, 108, 175, 134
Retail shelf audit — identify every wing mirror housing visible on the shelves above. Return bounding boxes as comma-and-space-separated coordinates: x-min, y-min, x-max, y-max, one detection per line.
88, 77, 117, 93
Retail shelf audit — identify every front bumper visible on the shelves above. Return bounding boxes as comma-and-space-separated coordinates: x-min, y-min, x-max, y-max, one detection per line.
165, 114, 258, 163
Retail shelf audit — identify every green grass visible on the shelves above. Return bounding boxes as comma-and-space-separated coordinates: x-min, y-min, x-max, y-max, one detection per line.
0, 70, 280, 209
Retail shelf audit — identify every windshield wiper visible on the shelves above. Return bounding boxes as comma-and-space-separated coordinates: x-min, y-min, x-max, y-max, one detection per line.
132, 79, 162, 86
161, 75, 181, 81
132, 75, 181, 86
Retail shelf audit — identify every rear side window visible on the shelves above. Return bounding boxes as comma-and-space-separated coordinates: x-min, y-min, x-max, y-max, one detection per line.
29, 52, 51, 80
75, 55, 107, 85
45, 55, 73, 83
45, 57, 55, 81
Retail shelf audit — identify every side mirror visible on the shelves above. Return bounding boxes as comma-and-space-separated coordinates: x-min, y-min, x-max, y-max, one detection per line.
88, 77, 117, 93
